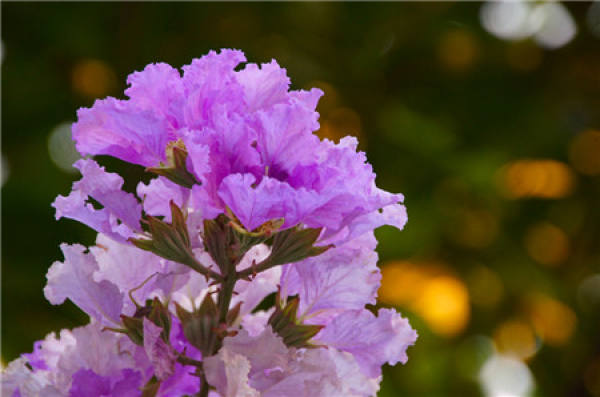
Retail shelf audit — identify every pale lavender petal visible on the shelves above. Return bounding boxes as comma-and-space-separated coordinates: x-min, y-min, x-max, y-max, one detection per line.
91, 234, 189, 315
182, 134, 211, 184
232, 244, 278, 316
236, 60, 290, 112
218, 173, 319, 231
23, 329, 76, 374
73, 97, 172, 166
315, 308, 418, 378
22, 342, 48, 370
182, 49, 247, 130
44, 244, 123, 324
143, 319, 176, 380
288, 88, 323, 112
263, 348, 379, 397
288, 136, 405, 238
182, 49, 246, 91
52, 190, 131, 243
52, 159, 142, 242
339, 203, 408, 245
206, 327, 378, 397
136, 177, 189, 221
281, 233, 380, 322
18, 323, 140, 394
125, 63, 185, 129
72, 159, 141, 230
184, 114, 262, 219
240, 310, 272, 338
66, 323, 137, 378
205, 328, 289, 393
1, 358, 55, 397
204, 349, 260, 397
253, 101, 321, 178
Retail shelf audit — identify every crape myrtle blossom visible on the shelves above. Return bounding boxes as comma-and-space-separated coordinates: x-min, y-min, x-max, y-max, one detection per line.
2, 49, 416, 397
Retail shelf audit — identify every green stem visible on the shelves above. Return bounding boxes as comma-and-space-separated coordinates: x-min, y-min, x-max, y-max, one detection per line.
217, 275, 237, 323
182, 253, 223, 281
197, 370, 210, 397
236, 257, 274, 279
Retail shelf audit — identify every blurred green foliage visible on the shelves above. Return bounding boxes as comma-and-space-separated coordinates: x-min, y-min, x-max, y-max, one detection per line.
2, 2, 600, 396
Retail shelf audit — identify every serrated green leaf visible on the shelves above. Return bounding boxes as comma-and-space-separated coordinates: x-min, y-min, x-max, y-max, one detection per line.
146, 140, 200, 189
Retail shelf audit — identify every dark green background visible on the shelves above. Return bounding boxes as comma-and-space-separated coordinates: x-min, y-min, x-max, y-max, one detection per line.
2, 3, 600, 396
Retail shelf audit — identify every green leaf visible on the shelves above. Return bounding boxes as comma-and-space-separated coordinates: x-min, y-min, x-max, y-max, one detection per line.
267, 292, 324, 349
119, 298, 172, 346
148, 297, 171, 343
146, 140, 200, 189
175, 294, 220, 356
268, 226, 332, 267
120, 314, 144, 346
203, 215, 237, 274
130, 202, 202, 274
141, 376, 161, 397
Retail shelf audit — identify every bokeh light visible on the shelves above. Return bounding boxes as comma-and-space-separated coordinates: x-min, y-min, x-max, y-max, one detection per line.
480, 1, 536, 41
414, 276, 470, 337
380, 263, 470, 337
493, 320, 539, 361
524, 222, 570, 267
480, 1, 576, 49
525, 293, 576, 347
499, 159, 575, 199
569, 130, 600, 176
71, 59, 116, 99
379, 261, 438, 305
318, 107, 364, 144
47, 122, 81, 173
438, 28, 478, 72
479, 354, 534, 397
531, 2, 577, 49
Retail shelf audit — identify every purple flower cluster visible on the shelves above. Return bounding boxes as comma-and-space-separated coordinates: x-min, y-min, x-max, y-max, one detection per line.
2, 49, 416, 397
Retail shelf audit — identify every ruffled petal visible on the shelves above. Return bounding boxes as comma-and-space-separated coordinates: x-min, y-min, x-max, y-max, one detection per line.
315, 308, 418, 378
136, 177, 189, 221
205, 327, 379, 397
73, 97, 172, 166
281, 233, 380, 323
91, 234, 189, 315
204, 349, 260, 397
232, 244, 279, 316
182, 49, 247, 130
288, 88, 323, 112
143, 319, 176, 380
68, 369, 111, 396
52, 159, 142, 242
289, 136, 405, 239
236, 60, 290, 112
125, 62, 185, 129
253, 101, 321, 179
44, 244, 123, 324
218, 173, 320, 231
72, 159, 141, 229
